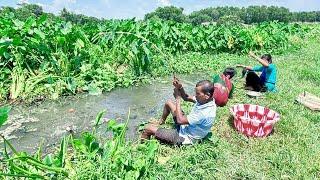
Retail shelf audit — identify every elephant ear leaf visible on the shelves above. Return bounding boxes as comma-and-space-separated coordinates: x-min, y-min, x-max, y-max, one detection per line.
0, 106, 11, 127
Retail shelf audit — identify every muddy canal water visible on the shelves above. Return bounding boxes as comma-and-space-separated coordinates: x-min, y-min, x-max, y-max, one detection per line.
0, 74, 208, 153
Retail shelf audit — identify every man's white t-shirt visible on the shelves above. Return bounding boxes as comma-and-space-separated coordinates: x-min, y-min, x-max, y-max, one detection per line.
179, 99, 216, 144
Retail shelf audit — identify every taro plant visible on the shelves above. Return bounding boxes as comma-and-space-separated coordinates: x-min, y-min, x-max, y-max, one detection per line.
0, 12, 310, 101
68, 109, 159, 179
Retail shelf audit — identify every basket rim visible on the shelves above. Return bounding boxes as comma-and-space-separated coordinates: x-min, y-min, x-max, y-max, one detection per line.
229, 104, 281, 122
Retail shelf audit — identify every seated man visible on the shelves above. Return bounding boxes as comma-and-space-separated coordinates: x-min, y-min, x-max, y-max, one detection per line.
141, 78, 216, 145
212, 67, 236, 107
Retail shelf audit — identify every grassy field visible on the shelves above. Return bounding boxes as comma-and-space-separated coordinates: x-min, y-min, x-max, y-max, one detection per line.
145, 39, 320, 179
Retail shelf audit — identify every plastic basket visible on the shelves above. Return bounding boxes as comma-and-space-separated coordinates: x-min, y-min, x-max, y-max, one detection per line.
230, 104, 280, 137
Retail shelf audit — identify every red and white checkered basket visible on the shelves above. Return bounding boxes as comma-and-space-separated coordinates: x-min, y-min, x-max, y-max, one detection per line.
230, 104, 280, 137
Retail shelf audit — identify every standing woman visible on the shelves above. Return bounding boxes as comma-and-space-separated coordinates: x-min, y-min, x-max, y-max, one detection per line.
237, 52, 277, 92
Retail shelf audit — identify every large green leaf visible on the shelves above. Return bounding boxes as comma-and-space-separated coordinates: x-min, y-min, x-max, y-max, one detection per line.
24, 17, 36, 32
0, 38, 13, 46
61, 22, 73, 35
0, 106, 11, 127
34, 28, 45, 39
55, 136, 68, 168
75, 39, 84, 49
88, 84, 102, 95
43, 154, 54, 166
13, 19, 24, 29
37, 14, 48, 25
95, 110, 106, 127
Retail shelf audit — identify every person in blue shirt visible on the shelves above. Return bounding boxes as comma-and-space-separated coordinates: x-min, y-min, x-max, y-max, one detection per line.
237, 52, 277, 92
141, 78, 216, 145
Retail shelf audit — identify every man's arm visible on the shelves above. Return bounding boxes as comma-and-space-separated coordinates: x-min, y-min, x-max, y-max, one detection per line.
173, 77, 196, 103
175, 95, 189, 125
179, 87, 196, 103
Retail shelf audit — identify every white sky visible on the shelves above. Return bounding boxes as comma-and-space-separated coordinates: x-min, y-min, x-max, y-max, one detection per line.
1, 0, 319, 19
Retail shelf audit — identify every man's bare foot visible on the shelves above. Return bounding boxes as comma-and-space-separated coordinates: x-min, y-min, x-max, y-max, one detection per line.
149, 117, 159, 124
149, 118, 165, 125
159, 119, 166, 125
141, 132, 150, 142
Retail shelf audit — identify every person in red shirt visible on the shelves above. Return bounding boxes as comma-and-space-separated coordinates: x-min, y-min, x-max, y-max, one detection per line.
212, 68, 236, 107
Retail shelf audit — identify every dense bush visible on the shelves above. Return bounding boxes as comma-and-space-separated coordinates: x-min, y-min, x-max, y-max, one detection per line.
0, 10, 309, 101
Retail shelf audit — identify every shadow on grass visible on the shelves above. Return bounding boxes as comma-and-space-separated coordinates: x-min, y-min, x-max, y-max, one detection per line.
227, 115, 235, 129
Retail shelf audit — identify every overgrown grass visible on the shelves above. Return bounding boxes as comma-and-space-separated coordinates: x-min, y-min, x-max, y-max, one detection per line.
146, 39, 320, 179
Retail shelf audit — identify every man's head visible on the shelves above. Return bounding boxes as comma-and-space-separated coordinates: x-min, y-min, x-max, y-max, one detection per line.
261, 54, 272, 64
223, 67, 236, 79
195, 80, 214, 104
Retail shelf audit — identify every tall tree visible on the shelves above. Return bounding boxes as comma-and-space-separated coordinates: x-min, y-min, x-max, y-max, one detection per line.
15, 4, 43, 20
188, 12, 212, 25
60, 8, 99, 24
144, 6, 188, 23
